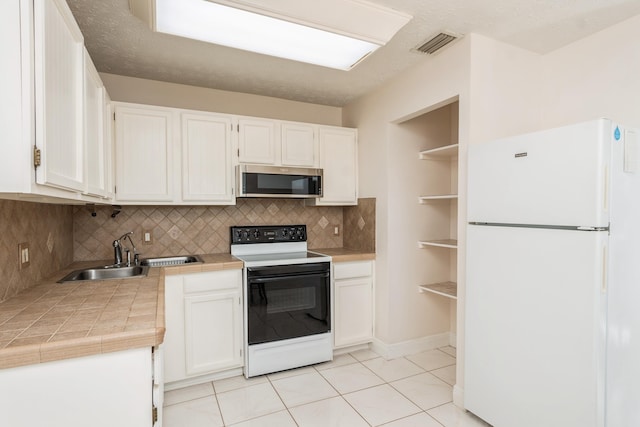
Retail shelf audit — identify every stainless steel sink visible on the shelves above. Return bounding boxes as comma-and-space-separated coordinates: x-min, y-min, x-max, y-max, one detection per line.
58, 265, 149, 283
139, 255, 204, 267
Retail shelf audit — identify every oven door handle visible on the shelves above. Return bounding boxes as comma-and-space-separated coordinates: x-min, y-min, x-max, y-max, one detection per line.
248, 272, 330, 284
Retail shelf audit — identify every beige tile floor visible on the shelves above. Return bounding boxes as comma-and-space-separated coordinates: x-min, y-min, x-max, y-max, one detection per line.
163, 347, 490, 427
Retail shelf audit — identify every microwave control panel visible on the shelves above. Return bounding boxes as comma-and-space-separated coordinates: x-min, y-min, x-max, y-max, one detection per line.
231, 225, 307, 244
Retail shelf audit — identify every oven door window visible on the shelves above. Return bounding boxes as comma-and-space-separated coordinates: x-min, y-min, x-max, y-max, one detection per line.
247, 264, 330, 345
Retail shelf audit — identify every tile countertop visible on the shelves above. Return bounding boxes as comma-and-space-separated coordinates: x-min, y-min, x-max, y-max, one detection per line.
0, 251, 372, 370
312, 248, 376, 262
0, 254, 241, 370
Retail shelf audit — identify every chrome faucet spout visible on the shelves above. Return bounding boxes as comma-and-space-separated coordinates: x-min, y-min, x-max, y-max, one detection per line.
113, 239, 123, 265
113, 231, 138, 266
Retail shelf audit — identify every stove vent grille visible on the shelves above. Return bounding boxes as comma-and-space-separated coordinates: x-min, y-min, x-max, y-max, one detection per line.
414, 31, 461, 55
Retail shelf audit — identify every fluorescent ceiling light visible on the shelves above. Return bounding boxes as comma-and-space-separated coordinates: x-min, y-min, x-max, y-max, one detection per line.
153, 0, 382, 70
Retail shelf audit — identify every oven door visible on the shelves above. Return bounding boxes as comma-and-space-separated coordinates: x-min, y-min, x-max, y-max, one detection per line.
246, 262, 330, 345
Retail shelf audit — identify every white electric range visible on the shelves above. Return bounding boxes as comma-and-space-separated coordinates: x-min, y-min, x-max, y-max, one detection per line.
230, 225, 333, 377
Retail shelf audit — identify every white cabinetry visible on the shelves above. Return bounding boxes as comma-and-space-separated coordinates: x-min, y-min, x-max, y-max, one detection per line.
83, 49, 109, 198
0, 347, 157, 427
114, 104, 176, 202
181, 112, 235, 203
34, 0, 85, 192
281, 122, 317, 167
239, 119, 319, 168
164, 270, 243, 386
333, 261, 374, 348
1, 0, 113, 203
309, 126, 358, 206
238, 118, 277, 164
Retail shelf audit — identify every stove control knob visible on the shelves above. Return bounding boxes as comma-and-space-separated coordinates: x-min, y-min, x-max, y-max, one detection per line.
253, 229, 260, 240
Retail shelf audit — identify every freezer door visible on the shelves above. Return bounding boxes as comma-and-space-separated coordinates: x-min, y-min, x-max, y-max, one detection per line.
468, 119, 612, 227
465, 225, 607, 427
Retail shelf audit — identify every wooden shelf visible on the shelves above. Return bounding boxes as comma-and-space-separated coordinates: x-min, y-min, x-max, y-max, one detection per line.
419, 144, 459, 160
418, 239, 457, 249
419, 281, 457, 299
419, 194, 458, 204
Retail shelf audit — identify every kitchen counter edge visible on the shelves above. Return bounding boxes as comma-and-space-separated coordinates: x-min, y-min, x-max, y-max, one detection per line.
0, 254, 243, 370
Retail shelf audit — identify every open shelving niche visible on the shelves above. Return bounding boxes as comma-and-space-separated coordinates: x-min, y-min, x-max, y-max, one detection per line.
418, 142, 459, 300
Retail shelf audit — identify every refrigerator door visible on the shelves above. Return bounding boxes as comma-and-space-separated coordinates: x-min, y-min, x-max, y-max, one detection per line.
468, 119, 612, 228
606, 127, 640, 426
465, 225, 607, 427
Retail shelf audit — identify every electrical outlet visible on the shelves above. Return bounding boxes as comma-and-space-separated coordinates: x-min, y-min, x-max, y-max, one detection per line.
18, 242, 30, 269
143, 230, 154, 245
333, 225, 340, 236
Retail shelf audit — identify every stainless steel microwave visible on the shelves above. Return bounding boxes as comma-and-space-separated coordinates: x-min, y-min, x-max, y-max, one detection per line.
237, 165, 323, 198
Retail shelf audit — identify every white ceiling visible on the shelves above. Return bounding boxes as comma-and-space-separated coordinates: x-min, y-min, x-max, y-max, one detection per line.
66, 0, 640, 107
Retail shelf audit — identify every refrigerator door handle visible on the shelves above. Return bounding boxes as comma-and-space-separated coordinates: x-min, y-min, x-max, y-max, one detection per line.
601, 244, 608, 293
603, 164, 609, 213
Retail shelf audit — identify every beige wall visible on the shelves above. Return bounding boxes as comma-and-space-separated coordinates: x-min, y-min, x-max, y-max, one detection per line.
539, 14, 640, 129
343, 36, 471, 348
344, 13, 640, 406
100, 73, 343, 126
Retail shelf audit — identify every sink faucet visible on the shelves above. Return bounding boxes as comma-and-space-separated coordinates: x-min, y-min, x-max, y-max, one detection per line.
113, 231, 139, 266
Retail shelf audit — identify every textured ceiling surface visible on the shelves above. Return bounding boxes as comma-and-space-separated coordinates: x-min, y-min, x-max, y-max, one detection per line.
66, 0, 640, 106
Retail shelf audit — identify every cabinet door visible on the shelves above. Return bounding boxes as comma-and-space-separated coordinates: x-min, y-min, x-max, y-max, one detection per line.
184, 290, 242, 375
83, 50, 108, 198
281, 123, 317, 167
114, 104, 175, 202
0, 0, 24, 191
334, 276, 373, 348
34, 0, 85, 192
314, 127, 358, 205
182, 112, 235, 203
163, 275, 186, 384
238, 118, 276, 164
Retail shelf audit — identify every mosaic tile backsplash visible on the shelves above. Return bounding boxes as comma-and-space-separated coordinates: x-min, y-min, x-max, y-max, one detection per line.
0, 200, 73, 302
73, 199, 345, 261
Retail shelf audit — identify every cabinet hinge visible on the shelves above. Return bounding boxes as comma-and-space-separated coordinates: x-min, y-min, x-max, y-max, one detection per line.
152, 406, 158, 425
33, 147, 41, 168
113, 112, 116, 121
237, 148, 240, 157
237, 124, 239, 132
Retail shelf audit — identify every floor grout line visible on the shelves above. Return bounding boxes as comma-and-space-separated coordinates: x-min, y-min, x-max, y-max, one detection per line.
166, 347, 461, 426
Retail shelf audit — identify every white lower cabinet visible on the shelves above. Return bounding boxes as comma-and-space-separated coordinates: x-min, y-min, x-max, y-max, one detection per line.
0, 347, 157, 427
164, 269, 243, 385
333, 260, 374, 348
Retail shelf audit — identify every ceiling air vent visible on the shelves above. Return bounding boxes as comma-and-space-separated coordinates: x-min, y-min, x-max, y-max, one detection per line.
414, 31, 461, 55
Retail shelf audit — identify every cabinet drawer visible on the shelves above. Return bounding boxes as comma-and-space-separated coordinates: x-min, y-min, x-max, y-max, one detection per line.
183, 270, 241, 294
334, 261, 372, 280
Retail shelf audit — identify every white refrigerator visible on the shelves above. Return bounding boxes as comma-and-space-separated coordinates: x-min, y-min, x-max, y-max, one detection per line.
465, 118, 640, 427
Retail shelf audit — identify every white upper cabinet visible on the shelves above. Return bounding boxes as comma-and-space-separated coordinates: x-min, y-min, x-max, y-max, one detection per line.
1, 0, 115, 202
238, 118, 277, 164
33, 0, 85, 192
281, 122, 317, 167
0, 0, 25, 194
239, 119, 321, 168
309, 126, 358, 205
83, 50, 109, 198
181, 112, 235, 204
114, 104, 176, 202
